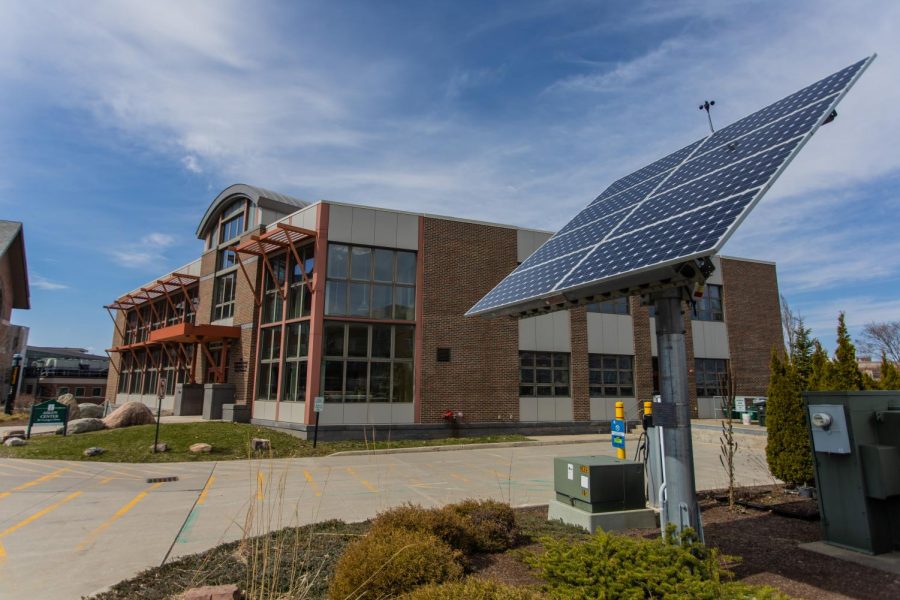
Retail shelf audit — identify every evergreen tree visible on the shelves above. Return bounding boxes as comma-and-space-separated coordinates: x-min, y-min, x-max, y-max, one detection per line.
880, 353, 900, 390
827, 312, 865, 391
792, 318, 814, 387
808, 340, 831, 391
764, 348, 814, 486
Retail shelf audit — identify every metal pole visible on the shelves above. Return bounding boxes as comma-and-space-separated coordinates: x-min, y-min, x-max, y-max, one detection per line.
312, 411, 320, 448
653, 287, 703, 539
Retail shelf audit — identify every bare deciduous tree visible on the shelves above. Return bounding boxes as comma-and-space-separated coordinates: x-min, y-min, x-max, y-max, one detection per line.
857, 321, 900, 363
780, 294, 800, 355
719, 366, 739, 510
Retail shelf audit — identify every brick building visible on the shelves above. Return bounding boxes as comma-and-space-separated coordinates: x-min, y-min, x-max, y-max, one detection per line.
105, 184, 782, 437
0, 221, 30, 403
18, 346, 109, 407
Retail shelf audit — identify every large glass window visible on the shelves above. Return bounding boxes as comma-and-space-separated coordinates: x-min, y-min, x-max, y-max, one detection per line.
281, 322, 310, 401
219, 213, 245, 244
288, 245, 315, 319
262, 255, 287, 324
321, 322, 414, 403
692, 284, 724, 322
588, 354, 634, 397
213, 272, 236, 321
519, 352, 570, 397
256, 326, 281, 401
325, 244, 416, 320
695, 358, 728, 397
587, 297, 630, 315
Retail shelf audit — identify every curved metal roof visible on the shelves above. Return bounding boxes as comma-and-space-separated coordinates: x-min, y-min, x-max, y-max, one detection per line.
195, 183, 310, 239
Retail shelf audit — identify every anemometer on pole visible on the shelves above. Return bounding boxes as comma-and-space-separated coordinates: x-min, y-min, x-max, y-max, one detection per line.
468, 55, 875, 538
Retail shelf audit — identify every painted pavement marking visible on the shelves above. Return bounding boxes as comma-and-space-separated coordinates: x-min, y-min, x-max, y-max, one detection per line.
0, 467, 69, 500
75, 483, 163, 552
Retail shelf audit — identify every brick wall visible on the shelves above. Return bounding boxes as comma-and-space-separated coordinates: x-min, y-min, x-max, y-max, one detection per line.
104, 310, 126, 403
569, 306, 590, 420
683, 303, 699, 417
721, 258, 782, 396
420, 218, 519, 424
631, 297, 654, 415
229, 249, 260, 405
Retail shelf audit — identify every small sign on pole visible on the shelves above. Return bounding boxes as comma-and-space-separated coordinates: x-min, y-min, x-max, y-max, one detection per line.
153, 378, 166, 453
312, 396, 324, 448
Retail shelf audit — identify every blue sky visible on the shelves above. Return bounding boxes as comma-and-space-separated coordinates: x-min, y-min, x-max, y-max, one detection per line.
1, 0, 898, 355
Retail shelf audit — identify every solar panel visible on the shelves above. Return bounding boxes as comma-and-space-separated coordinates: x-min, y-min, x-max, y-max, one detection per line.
467, 56, 875, 318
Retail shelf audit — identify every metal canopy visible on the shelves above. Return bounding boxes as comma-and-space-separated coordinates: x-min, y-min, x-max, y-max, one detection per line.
467, 55, 875, 318
105, 272, 199, 311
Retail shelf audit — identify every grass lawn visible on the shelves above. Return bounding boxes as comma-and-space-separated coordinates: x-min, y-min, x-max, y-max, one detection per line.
0, 411, 29, 426
0, 421, 528, 462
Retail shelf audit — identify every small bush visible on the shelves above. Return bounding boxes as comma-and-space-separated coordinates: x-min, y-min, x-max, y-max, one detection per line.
371, 504, 480, 554
446, 499, 517, 552
530, 526, 792, 600
402, 578, 543, 599
329, 528, 463, 599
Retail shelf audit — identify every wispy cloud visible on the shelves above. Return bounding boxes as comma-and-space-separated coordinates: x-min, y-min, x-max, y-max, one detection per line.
31, 274, 68, 291
110, 232, 176, 268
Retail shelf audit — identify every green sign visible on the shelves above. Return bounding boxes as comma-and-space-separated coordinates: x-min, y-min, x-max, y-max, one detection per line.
27, 400, 69, 438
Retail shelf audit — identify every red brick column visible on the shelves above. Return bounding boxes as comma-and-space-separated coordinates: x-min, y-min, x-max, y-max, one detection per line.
569, 306, 590, 421
630, 297, 654, 416
683, 302, 699, 418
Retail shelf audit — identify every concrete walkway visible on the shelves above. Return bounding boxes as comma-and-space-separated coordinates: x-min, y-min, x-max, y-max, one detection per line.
0, 430, 774, 599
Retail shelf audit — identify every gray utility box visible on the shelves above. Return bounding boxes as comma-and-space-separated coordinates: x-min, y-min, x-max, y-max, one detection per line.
554, 455, 645, 513
222, 403, 250, 423
203, 384, 235, 420
805, 392, 900, 555
173, 384, 204, 416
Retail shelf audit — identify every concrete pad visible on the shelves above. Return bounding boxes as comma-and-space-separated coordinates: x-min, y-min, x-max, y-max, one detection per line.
548, 499, 658, 533
799, 541, 900, 576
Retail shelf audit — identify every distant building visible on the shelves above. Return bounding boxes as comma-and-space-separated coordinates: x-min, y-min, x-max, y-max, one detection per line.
104, 184, 781, 437
0, 220, 30, 402
857, 356, 882, 381
19, 346, 109, 405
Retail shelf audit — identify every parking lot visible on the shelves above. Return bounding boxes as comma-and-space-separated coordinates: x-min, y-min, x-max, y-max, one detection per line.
0, 434, 773, 599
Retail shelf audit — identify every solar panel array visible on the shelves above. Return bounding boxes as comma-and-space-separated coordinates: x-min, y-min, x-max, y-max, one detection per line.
468, 56, 873, 317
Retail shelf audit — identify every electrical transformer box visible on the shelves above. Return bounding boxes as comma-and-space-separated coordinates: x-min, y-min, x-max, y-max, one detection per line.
554, 455, 646, 513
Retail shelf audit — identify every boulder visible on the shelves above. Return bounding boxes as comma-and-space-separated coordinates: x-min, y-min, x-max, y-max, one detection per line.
78, 403, 105, 418
189, 443, 212, 454
57, 393, 80, 421
83, 447, 105, 457
1, 430, 25, 443
4, 437, 26, 447
150, 443, 169, 452
59, 418, 106, 435
251, 438, 271, 452
180, 584, 242, 600
102, 401, 155, 429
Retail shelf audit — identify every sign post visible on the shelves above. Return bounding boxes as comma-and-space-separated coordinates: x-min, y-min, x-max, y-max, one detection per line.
4, 354, 22, 415
153, 377, 166, 453
313, 396, 324, 448
611, 401, 626, 459
27, 399, 69, 439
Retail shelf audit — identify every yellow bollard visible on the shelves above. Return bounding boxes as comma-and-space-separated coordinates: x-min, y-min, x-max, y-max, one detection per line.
615, 401, 625, 459
644, 401, 653, 416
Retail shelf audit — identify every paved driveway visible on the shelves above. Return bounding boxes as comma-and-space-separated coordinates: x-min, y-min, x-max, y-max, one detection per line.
0, 434, 773, 599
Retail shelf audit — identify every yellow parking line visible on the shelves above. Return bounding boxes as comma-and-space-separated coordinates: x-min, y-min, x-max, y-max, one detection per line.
256, 472, 265, 501
197, 476, 216, 505
0, 467, 69, 500
75, 483, 161, 552
346, 467, 378, 493
450, 472, 470, 483
99, 477, 114, 485
303, 469, 322, 497
0, 491, 82, 540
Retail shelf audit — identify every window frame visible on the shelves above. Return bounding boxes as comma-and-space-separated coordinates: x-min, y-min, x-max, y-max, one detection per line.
324, 243, 416, 321
519, 351, 570, 398
586, 297, 630, 315
588, 353, 635, 397
692, 284, 724, 322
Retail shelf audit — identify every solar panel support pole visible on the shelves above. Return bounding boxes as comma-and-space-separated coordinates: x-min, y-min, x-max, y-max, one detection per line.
653, 286, 703, 541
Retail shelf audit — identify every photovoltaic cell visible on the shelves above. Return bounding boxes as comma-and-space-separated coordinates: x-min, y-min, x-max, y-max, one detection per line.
467, 56, 874, 317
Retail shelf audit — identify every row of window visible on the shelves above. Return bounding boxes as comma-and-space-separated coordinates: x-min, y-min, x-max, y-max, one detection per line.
519, 351, 727, 398
325, 244, 416, 320
55, 386, 103, 397
585, 285, 724, 322
122, 289, 198, 344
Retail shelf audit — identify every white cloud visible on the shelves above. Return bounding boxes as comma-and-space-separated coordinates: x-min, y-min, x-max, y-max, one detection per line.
31, 274, 68, 291
181, 155, 201, 173
110, 232, 176, 268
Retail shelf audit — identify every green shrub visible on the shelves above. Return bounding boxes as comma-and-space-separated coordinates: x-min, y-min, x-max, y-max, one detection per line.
371, 504, 480, 554
329, 527, 463, 599
402, 578, 543, 599
765, 349, 814, 486
529, 527, 792, 600
446, 499, 517, 552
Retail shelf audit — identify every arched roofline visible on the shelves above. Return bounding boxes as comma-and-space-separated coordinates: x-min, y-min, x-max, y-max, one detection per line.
195, 183, 309, 240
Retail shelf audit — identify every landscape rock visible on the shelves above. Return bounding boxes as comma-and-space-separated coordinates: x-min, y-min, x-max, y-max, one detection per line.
251, 438, 271, 451
1, 430, 25, 443
189, 442, 212, 454
102, 401, 155, 429
57, 393, 80, 421
83, 447, 105, 457
59, 418, 106, 435
4, 437, 26, 447
150, 443, 169, 452
78, 403, 105, 418
180, 583, 242, 600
